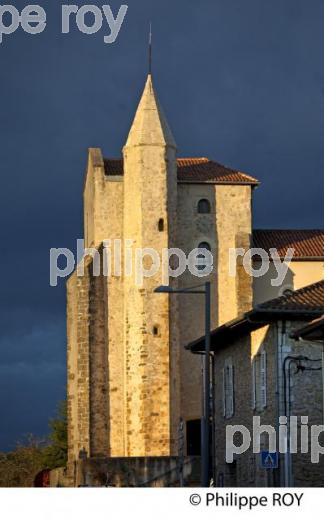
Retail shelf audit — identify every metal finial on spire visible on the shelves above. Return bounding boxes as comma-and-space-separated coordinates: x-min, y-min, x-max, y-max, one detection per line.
148, 22, 152, 75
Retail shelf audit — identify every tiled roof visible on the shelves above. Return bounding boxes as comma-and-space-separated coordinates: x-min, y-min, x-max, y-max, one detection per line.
104, 157, 259, 185
257, 280, 324, 313
253, 229, 324, 259
187, 281, 324, 353
176, 158, 259, 184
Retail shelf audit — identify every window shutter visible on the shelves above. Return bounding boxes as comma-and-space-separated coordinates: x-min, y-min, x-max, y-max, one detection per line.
260, 350, 267, 408
252, 359, 256, 410
229, 364, 234, 417
223, 361, 234, 418
222, 368, 226, 417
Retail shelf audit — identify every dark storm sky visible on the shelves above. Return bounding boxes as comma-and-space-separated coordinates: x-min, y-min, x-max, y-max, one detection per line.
0, 0, 323, 450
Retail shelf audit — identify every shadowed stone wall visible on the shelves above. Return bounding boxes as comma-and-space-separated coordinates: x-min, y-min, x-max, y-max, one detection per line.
213, 320, 324, 487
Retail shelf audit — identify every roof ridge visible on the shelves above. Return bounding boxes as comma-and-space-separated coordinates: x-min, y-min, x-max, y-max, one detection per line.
257, 279, 324, 310
177, 156, 209, 160
103, 156, 259, 185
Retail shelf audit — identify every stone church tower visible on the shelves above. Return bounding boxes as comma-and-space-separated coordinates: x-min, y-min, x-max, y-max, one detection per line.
67, 74, 258, 465
123, 75, 180, 456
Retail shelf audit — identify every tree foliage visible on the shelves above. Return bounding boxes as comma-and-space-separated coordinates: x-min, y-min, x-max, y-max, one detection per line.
41, 400, 68, 470
0, 401, 68, 487
0, 436, 44, 487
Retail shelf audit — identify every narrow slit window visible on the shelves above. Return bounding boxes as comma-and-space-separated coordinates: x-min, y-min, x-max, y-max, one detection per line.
158, 219, 164, 232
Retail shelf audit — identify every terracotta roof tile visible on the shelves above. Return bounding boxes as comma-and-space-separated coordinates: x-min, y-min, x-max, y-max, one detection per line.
176, 158, 259, 184
257, 280, 324, 313
253, 229, 324, 259
104, 157, 259, 185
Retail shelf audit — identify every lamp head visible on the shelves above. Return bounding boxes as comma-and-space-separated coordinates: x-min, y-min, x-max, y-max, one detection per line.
154, 285, 173, 294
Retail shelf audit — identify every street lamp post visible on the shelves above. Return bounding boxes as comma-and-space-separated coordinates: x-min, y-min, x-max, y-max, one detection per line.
154, 281, 211, 487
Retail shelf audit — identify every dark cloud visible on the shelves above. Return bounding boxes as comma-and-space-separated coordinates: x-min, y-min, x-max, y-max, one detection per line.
0, 0, 323, 449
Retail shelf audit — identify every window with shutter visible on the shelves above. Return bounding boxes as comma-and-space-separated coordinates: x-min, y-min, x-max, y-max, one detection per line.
222, 368, 226, 417
228, 364, 234, 417
225, 366, 230, 416
223, 360, 234, 418
260, 350, 267, 409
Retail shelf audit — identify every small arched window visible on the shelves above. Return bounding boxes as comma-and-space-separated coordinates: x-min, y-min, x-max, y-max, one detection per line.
198, 241, 211, 252
153, 325, 160, 337
197, 242, 212, 271
158, 218, 164, 232
197, 199, 211, 214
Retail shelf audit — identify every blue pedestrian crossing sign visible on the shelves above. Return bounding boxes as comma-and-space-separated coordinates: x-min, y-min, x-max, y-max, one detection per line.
261, 451, 278, 469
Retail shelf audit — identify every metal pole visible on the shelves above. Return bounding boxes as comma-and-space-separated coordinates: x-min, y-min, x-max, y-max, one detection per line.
178, 418, 184, 487
322, 345, 324, 426
201, 281, 211, 487
211, 353, 216, 485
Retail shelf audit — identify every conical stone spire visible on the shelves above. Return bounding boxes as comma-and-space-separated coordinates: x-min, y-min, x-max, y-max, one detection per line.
122, 73, 179, 457
124, 74, 176, 149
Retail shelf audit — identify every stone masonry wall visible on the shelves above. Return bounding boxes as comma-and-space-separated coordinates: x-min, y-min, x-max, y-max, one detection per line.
289, 327, 324, 486
213, 320, 324, 487
177, 183, 253, 446
123, 142, 179, 456
66, 271, 79, 462
89, 250, 109, 457
213, 336, 255, 486
67, 262, 91, 461
215, 185, 252, 325
177, 183, 217, 428
82, 148, 125, 457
